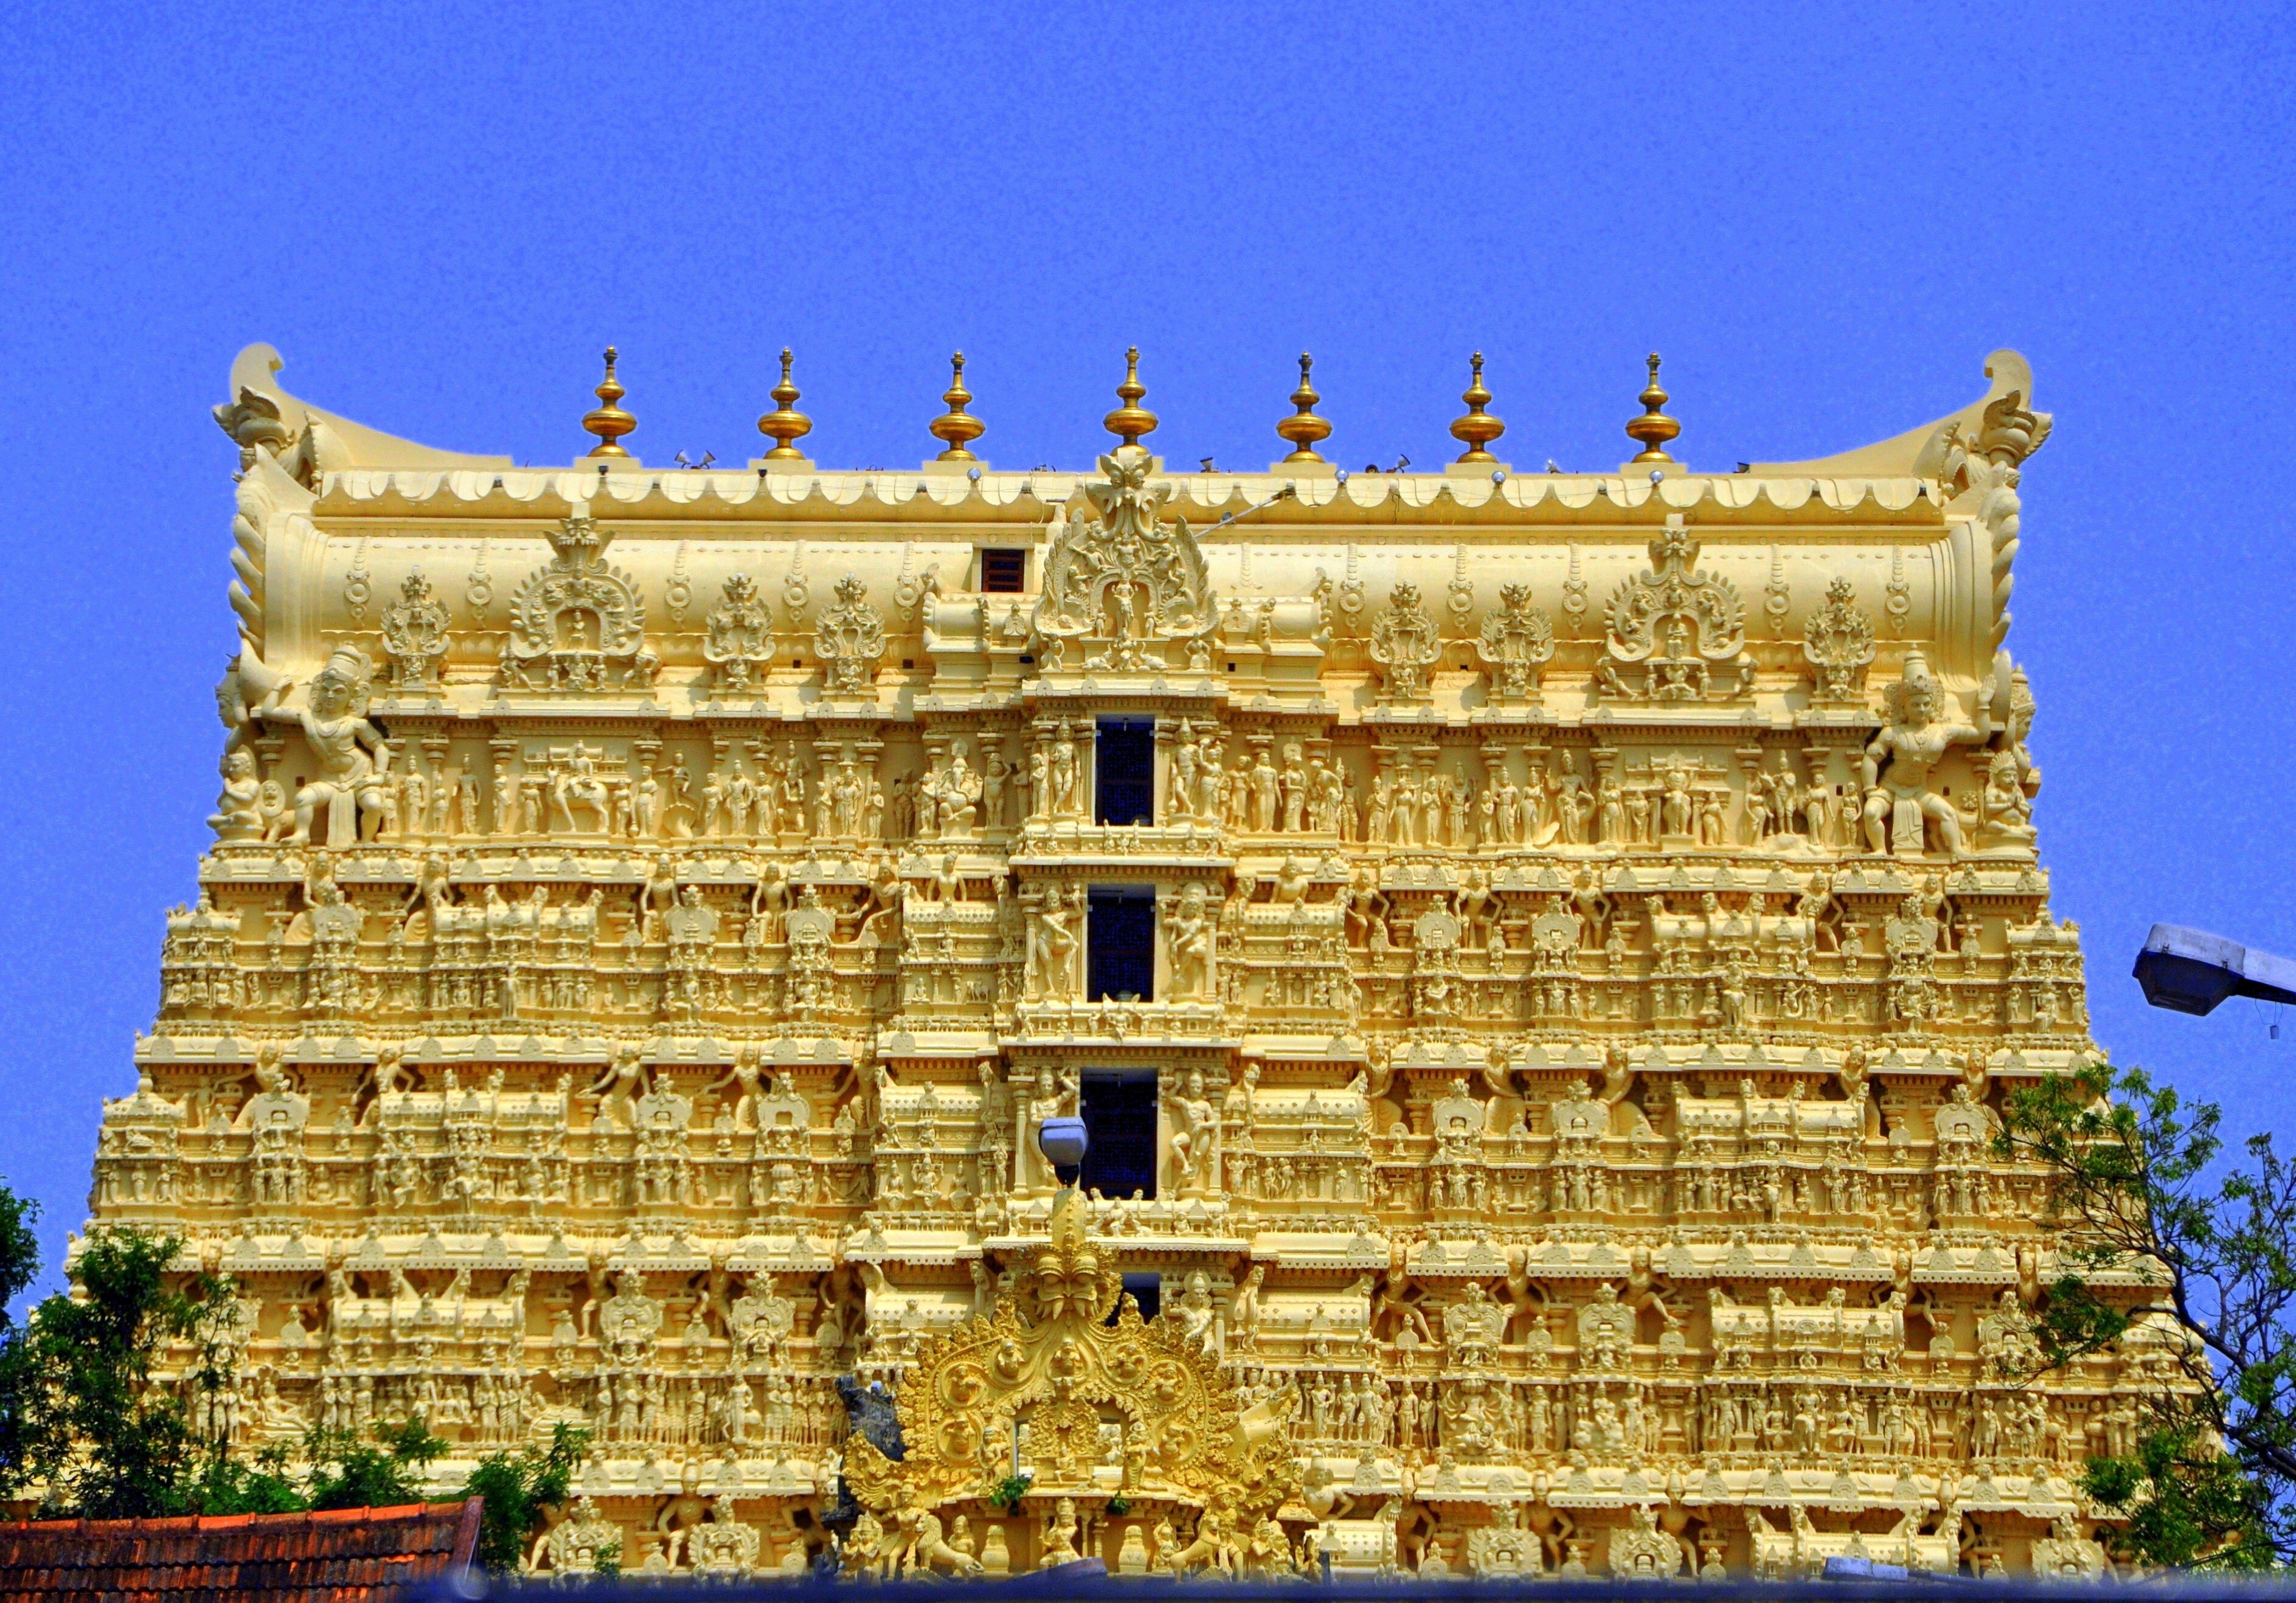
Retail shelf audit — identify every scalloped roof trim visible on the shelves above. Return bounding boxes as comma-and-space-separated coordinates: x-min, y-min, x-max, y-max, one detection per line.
320, 466, 1934, 516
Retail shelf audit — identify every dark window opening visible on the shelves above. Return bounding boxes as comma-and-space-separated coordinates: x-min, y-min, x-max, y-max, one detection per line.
1087, 887, 1155, 1001
1119, 1271, 1163, 1324
1081, 1069, 1158, 1200
1095, 718, 1154, 826
981, 549, 1027, 593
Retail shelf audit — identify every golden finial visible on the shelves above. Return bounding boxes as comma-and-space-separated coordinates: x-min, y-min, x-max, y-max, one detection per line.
1448, 351, 1505, 464
929, 351, 985, 462
1625, 351, 1680, 463
581, 347, 636, 458
757, 347, 814, 460
1102, 346, 1158, 449
1275, 353, 1331, 465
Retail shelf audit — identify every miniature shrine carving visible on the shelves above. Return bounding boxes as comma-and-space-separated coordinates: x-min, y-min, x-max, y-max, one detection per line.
1597, 524, 1752, 702
499, 514, 658, 693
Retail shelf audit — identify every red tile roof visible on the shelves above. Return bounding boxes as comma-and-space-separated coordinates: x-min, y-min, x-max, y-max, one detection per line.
0, 1498, 480, 1603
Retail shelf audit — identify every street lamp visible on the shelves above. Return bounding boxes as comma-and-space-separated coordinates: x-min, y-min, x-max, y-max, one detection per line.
1038, 1114, 1087, 1188
2134, 923, 2296, 1017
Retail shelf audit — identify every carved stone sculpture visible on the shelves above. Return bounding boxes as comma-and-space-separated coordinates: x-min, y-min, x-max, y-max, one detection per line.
702, 572, 774, 694
1368, 583, 1443, 704
1597, 524, 1751, 702
378, 570, 452, 691
1033, 448, 1215, 671
814, 575, 886, 699
1802, 576, 1876, 707
498, 515, 656, 693
1475, 582, 1555, 707
1862, 648, 1990, 857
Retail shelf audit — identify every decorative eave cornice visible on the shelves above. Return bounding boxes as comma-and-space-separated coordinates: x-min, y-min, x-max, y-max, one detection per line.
310, 465, 1948, 527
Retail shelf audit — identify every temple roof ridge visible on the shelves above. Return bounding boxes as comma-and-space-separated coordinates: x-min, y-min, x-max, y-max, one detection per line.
218, 343, 512, 473
231, 342, 2038, 490
1746, 348, 2047, 479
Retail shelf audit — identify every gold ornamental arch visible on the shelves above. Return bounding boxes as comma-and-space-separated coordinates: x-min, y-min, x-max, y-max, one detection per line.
843, 1189, 1297, 1534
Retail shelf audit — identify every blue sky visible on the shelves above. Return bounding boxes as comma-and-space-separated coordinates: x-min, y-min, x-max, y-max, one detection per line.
0, 4, 2291, 1290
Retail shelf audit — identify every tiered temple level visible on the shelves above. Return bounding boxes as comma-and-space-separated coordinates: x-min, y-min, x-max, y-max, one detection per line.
96, 345, 2137, 1578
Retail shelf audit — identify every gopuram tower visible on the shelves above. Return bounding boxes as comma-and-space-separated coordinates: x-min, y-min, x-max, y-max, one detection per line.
94, 343, 2141, 1577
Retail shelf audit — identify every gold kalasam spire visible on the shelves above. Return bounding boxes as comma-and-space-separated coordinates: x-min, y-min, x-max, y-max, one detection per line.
1275, 353, 1331, 464
1449, 351, 1505, 464
757, 348, 814, 460
1625, 350, 1680, 463
928, 351, 985, 462
581, 347, 636, 458
1102, 346, 1158, 449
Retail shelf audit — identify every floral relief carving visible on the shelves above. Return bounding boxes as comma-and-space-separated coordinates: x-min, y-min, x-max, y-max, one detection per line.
814, 575, 886, 698
1474, 581, 1554, 707
702, 572, 774, 694
1369, 582, 1444, 704
1802, 576, 1876, 707
378, 569, 451, 691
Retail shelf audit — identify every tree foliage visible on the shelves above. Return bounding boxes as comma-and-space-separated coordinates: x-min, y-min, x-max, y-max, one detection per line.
1999, 1059, 2296, 1568
1, 1228, 235, 1518
0, 1207, 488, 1531
0, 1182, 44, 1486
462, 1424, 587, 1571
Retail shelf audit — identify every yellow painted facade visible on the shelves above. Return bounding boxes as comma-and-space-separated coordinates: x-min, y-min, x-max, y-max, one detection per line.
97, 344, 2141, 1578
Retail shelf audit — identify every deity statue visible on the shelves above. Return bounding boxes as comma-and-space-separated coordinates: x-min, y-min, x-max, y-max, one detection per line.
1021, 1064, 1081, 1193
1862, 648, 1990, 857
1166, 883, 1215, 997
1025, 885, 1084, 1000
255, 646, 393, 847
208, 748, 264, 840
1164, 1067, 1216, 1195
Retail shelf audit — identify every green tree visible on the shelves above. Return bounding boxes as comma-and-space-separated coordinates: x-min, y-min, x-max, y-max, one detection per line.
462, 1423, 587, 1571
186, 1442, 308, 1515
1999, 1059, 2296, 1568
0, 1205, 467, 1525
2, 1228, 235, 1518
306, 1418, 448, 1512
173, 1419, 451, 1519
0, 1182, 46, 1489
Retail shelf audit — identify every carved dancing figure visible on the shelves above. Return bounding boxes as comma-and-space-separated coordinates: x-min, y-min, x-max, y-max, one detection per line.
1166, 882, 1213, 997
1164, 1067, 1216, 1194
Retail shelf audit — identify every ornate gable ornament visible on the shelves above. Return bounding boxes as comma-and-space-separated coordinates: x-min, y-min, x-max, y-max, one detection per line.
1033, 448, 1215, 673
497, 514, 658, 694
702, 572, 773, 694
842, 1188, 1297, 1531
814, 574, 887, 699
377, 570, 451, 691
1595, 524, 1752, 703
1802, 576, 1877, 707
1369, 583, 1445, 706
1474, 581, 1555, 708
